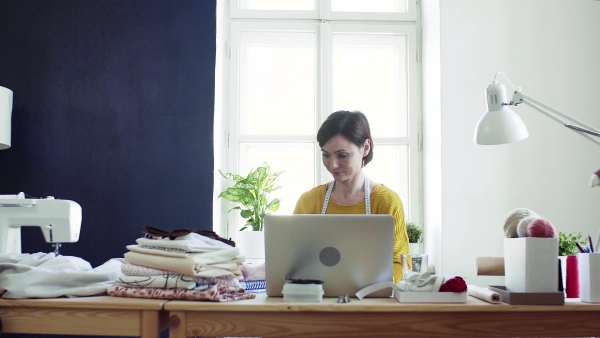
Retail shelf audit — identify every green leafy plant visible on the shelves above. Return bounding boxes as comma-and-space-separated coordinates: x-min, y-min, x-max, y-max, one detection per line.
558, 231, 584, 256
406, 221, 423, 244
219, 162, 283, 231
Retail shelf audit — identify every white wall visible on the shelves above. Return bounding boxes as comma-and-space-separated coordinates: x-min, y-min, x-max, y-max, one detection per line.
426, 0, 600, 286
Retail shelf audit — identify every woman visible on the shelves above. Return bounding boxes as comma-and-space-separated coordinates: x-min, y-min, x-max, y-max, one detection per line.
293, 110, 410, 283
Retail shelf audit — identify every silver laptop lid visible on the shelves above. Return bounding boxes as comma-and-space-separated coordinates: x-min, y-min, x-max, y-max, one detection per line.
264, 214, 394, 298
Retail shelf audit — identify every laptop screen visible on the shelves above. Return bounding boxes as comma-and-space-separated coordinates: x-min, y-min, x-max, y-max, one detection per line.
264, 214, 394, 298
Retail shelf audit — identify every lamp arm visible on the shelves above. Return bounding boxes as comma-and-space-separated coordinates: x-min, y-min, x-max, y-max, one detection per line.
510, 91, 600, 147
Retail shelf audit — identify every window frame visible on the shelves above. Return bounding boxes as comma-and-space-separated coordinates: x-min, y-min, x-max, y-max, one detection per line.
215, 0, 422, 241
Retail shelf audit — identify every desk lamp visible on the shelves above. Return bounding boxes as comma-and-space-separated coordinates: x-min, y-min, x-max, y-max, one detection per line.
0, 86, 13, 150
474, 72, 600, 186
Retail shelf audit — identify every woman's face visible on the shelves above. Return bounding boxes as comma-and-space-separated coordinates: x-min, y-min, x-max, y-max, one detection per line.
321, 134, 369, 182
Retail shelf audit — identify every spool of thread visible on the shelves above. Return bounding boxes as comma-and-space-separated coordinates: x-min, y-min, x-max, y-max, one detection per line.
566, 255, 579, 298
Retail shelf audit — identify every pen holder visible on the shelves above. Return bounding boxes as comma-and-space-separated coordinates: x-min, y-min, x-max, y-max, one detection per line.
504, 238, 558, 292
578, 253, 600, 303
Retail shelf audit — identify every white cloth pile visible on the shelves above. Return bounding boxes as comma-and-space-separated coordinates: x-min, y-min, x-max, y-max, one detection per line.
107, 231, 255, 302
0, 252, 123, 299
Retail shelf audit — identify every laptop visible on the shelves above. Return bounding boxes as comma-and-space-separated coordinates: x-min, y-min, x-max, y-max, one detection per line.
264, 214, 394, 298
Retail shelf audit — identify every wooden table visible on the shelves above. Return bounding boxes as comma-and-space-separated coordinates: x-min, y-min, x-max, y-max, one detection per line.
165, 294, 600, 337
0, 296, 169, 337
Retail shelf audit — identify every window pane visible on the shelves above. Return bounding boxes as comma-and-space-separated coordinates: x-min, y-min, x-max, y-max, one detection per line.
239, 31, 316, 135
362, 145, 409, 219
331, 33, 408, 137
239, 143, 315, 218
239, 0, 315, 11
331, 0, 407, 13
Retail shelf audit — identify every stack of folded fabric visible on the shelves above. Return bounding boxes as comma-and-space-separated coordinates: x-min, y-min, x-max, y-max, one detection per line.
107, 226, 256, 302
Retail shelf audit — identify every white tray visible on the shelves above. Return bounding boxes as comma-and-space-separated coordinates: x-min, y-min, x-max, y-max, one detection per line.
393, 289, 467, 303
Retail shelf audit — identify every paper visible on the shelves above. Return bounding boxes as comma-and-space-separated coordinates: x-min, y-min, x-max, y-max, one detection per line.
467, 284, 501, 304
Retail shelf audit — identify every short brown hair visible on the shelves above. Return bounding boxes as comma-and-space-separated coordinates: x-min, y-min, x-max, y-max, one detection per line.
317, 110, 374, 167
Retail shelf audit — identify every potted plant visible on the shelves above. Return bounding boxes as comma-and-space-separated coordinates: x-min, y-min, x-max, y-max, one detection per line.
219, 162, 283, 259
558, 231, 584, 257
406, 221, 423, 255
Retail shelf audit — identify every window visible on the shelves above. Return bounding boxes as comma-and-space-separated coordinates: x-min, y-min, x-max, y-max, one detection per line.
215, 0, 421, 241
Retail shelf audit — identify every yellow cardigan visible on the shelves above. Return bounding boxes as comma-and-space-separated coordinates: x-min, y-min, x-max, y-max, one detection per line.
293, 183, 410, 283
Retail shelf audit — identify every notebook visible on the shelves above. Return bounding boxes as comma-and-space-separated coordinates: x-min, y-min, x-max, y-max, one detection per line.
264, 214, 394, 298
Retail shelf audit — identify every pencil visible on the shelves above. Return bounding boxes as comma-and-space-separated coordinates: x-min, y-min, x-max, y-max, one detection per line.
589, 233, 595, 253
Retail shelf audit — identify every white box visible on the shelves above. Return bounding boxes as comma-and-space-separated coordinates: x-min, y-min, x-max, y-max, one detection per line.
578, 253, 600, 303
282, 283, 324, 302
504, 238, 558, 292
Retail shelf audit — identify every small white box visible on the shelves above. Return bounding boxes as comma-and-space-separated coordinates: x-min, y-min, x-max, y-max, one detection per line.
578, 253, 600, 303
504, 238, 558, 292
282, 283, 324, 302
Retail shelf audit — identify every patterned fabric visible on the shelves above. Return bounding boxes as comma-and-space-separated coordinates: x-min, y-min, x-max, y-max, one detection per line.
239, 279, 266, 290
121, 263, 172, 276
116, 274, 201, 289
121, 263, 241, 284
107, 283, 256, 302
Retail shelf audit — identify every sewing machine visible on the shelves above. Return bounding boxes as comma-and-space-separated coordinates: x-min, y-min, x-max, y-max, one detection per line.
0, 193, 81, 254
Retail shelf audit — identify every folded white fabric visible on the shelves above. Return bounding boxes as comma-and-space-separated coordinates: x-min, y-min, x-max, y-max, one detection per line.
398, 272, 444, 292
137, 232, 231, 253
0, 252, 124, 299
124, 248, 243, 279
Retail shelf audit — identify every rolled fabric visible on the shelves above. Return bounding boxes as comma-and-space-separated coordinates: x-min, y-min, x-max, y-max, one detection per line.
467, 284, 502, 304
476, 257, 505, 276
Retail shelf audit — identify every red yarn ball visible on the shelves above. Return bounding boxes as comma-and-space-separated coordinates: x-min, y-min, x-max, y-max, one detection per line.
439, 276, 467, 293
526, 218, 557, 238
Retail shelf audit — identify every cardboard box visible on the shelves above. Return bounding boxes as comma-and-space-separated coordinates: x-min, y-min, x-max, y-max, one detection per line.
504, 238, 558, 292
488, 286, 564, 305
578, 253, 600, 303
393, 290, 467, 303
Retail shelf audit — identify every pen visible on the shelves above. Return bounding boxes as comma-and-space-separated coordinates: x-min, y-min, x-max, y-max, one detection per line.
576, 242, 587, 253
595, 227, 600, 254
589, 233, 595, 253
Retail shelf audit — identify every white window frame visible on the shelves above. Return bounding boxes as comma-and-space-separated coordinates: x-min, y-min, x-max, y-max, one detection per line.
214, 0, 422, 242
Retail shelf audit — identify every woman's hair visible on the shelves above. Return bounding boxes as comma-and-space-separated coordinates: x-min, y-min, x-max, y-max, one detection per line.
317, 110, 374, 167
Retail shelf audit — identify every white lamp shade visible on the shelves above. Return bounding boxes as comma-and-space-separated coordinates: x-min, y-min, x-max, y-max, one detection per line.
474, 107, 529, 145
474, 82, 529, 145
0, 86, 13, 150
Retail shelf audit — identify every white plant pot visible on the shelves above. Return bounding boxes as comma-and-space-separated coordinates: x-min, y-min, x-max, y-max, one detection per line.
237, 231, 265, 260
409, 243, 420, 255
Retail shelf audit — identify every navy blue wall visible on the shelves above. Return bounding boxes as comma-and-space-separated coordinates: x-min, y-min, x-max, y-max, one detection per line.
0, 0, 216, 274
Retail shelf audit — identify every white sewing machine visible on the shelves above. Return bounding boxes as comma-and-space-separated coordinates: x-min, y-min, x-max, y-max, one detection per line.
0, 192, 82, 254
